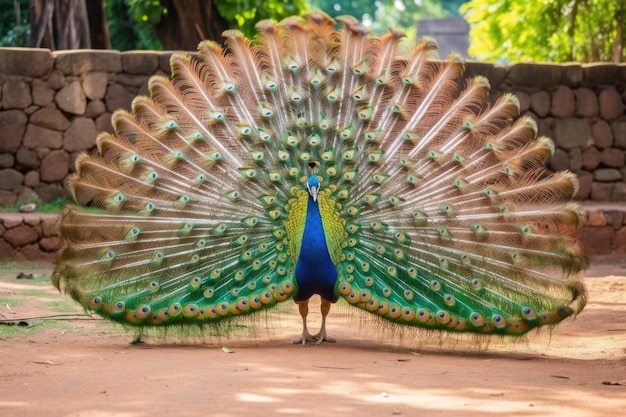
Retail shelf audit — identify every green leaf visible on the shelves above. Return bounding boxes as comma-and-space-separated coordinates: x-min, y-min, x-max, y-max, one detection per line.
462, 0, 625, 63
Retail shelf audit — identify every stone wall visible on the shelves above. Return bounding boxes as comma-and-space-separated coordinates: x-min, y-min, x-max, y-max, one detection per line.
0, 48, 175, 205
0, 213, 61, 262
0, 48, 625, 206
583, 204, 626, 256
463, 63, 626, 201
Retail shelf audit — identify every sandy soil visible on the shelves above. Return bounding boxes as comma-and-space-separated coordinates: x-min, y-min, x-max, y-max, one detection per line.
0, 257, 625, 417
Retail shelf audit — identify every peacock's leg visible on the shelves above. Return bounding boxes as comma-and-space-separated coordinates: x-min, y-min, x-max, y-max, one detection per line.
293, 300, 315, 345
131, 328, 144, 345
313, 298, 336, 345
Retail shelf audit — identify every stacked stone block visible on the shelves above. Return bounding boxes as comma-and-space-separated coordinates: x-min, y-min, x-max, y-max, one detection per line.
468, 63, 626, 201
0, 213, 61, 261
0, 50, 625, 205
0, 48, 174, 206
0, 49, 624, 261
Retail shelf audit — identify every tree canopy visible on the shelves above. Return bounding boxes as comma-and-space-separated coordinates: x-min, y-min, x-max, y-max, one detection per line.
0, 0, 30, 46
0, 0, 310, 50
1, 0, 623, 63
129, 0, 309, 45
462, 0, 625, 63
2, 0, 462, 50
309, 0, 465, 39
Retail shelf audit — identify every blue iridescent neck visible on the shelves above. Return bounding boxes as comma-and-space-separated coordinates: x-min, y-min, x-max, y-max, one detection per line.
293, 175, 338, 302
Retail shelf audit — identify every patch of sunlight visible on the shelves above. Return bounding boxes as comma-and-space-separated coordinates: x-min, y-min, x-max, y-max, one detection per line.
266, 387, 308, 395
275, 408, 307, 414
67, 410, 142, 417
236, 393, 282, 403
318, 379, 624, 417
0, 401, 29, 407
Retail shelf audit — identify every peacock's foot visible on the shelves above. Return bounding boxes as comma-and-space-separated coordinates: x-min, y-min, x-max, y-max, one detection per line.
131, 330, 144, 345
131, 336, 144, 345
293, 331, 315, 346
313, 331, 335, 345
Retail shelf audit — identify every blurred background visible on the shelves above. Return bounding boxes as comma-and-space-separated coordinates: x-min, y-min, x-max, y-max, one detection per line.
0, 0, 624, 63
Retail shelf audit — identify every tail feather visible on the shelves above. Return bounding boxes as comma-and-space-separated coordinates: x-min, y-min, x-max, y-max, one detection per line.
53, 12, 587, 337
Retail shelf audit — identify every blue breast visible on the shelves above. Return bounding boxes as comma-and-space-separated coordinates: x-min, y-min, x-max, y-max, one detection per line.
293, 196, 338, 302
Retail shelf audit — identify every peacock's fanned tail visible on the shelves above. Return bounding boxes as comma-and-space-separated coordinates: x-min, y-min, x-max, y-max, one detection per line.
53, 12, 588, 335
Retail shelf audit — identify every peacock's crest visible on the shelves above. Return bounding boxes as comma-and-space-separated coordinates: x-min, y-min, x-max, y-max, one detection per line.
53, 13, 587, 343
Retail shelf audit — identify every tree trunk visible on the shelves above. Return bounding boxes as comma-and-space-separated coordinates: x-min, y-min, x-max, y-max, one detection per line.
565, 0, 579, 62
152, 0, 230, 50
86, 0, 111, 49
613, 5, 624, 63
29, 0, 109, 50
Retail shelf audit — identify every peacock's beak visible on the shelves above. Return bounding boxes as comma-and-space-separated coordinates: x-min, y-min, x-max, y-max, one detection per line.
307, 182, 319, 202
310, 186, 318, 202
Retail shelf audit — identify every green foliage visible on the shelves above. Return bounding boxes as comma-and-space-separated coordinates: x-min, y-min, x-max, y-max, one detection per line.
128, 0, 168, 25
462, 0, 626, 63
127, 0, 309, 39
0, 0, 29, 47
46, 300, 81, 312
216, 0, 310, 37
0, 198, 68, 213
309, 0, 465, 39
37, 198, 69, 213
0, 0, 162, 50
21, 289, 47, 297
0, 264, 81, 338
108, 0, 163, 50
0, 263, 45, 271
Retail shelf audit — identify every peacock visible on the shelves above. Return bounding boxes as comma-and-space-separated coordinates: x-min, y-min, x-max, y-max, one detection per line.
53, 13, 588, 346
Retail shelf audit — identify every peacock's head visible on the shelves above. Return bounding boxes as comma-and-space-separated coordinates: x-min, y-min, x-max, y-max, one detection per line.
306, 174, 320, 202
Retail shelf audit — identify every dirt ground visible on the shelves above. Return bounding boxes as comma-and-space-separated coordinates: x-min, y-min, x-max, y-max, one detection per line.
0, 257, 625, 417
